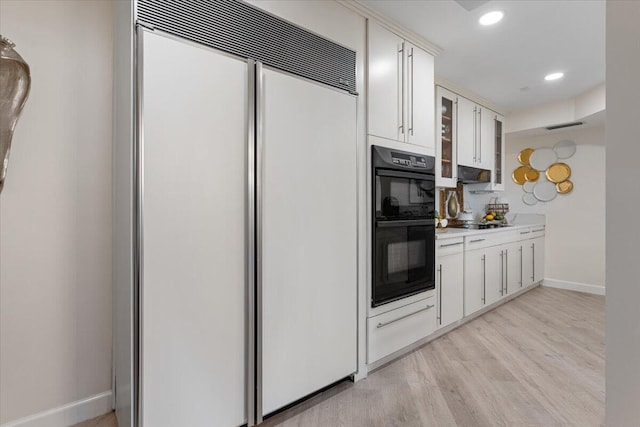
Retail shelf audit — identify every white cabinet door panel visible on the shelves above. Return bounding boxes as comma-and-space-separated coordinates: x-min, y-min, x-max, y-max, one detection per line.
368, 21, 403, 142
533, 236, 545, 284
464, 248, 484, 316
505, 242, 523, 295
437, 253, 464, 329
141, 32, 247, 427
478, 106, 495, 171
262, 69, 357, 416
406, 43, 434, 149
457, 96, 476, 167
484, 246, 503, 306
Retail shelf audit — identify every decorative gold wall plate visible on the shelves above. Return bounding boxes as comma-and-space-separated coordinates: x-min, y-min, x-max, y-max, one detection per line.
512, 166, 529, 185
518, 148, 534, 165
556, 180, 574, 194
524, 168, 540, 182
546, 162, 571, 183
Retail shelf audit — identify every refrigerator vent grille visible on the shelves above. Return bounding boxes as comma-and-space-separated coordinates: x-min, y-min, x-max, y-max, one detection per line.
137, 0, 357, 94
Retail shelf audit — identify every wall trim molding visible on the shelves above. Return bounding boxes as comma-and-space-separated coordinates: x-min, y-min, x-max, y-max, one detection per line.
337, 0, 443, 56
1, 391, 112, 427
543, 278, 606, 296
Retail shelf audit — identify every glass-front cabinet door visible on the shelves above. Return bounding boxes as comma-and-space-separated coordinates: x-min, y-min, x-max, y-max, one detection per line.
436, 86, 457, 188
492, 114, 505, 191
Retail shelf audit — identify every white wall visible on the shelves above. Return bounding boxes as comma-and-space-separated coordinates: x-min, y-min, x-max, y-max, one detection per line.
606, 1, 640, 425
503, 126, 606, 289
462, 125, 606, 290
0, 1, 114, 425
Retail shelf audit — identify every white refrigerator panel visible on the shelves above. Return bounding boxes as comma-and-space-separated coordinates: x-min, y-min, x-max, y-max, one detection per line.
261, 69, 358, 415
141, 32, 246, 427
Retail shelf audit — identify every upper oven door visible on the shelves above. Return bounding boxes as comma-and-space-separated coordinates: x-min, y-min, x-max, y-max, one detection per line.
375, 169, 436, 221
373, 220, 435, 307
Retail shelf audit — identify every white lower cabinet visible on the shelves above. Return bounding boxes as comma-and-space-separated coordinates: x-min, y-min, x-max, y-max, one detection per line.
532, 235, 545, 284
464, 244, 501, 315
464, 248, 485, 315
436, 239, 464, 329
484, 245, 504, 306
504, 241, 524, 294
463, 226, 545, 317
367, 296, 436, 363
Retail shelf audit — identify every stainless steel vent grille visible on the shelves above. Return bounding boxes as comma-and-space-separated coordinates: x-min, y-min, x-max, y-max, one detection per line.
137, 0, 357, 94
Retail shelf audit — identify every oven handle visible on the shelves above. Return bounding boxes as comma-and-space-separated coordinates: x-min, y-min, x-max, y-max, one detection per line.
376, 220, 435, 228
375, 168, 435, 182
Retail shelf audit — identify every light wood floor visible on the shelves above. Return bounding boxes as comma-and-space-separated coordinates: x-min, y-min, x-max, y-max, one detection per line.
77, 286, 604, 427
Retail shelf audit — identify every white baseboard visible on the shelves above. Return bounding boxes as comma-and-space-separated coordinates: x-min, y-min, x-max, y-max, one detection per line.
1, 391, 112, 427
543, 278, 606, 295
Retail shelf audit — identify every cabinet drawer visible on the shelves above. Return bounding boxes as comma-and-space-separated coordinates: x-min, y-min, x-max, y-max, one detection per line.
367, 297, 436, 363
436, 237, 464, 256
516, 227, 533, 240
530, 226, 546, 239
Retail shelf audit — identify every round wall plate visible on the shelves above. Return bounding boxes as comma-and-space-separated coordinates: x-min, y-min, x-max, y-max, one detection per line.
546, 162, 571, 183
525, 168, 540, 182
554, 139, 577, 159
533, 180, 558, 202
518, 148, 535, 166
523, 181, 536, 193
512, 166, 529, 185
523, 192, 538, 205
529, 148, 558, 171
556, 180, 574, 194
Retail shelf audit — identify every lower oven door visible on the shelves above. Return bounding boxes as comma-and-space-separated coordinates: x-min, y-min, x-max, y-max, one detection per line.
373, 221, 435, 307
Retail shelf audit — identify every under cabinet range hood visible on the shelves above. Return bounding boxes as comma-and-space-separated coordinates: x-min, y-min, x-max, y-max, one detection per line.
457, 165, 491, 183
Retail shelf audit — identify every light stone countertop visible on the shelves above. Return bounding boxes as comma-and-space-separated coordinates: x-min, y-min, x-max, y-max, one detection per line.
435, 221, 545, 240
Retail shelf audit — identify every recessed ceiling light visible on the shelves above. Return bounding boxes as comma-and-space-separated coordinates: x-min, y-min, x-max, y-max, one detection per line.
479, 11, 504, 26
544, 72, 564, 81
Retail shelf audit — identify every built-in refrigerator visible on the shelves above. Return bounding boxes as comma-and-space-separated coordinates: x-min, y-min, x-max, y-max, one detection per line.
114, 6, 358, 425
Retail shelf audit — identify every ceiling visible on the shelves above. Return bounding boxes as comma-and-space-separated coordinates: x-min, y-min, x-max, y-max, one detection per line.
359, 0, 605, 113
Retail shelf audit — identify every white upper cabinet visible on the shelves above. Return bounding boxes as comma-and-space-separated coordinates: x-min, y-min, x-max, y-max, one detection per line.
458, 99, 495, 171
436, 86, 458, 188
491, 114, 506, 191
456, 96, 476, 167
368, 20, 435, 150
477, 105, 495, 171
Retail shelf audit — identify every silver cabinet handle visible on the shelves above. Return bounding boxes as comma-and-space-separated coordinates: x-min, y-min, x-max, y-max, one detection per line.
439, 242, 463, 248
532, 228, 545, 233
505, 249, 508, 294
398, 42, 405, 135
470, 238, 485, 243
454, 98, 458, 181
481, 254, 486, 304
409, 47, 414, 136
478, 107, 482, 163
519, 246, 523, 287
520, 231, 531, 235
376, 304, 434, 328
473, 106, 477, 162
437, 264, 442, 325
500, 250, 504, 296
532, 242, 536, 282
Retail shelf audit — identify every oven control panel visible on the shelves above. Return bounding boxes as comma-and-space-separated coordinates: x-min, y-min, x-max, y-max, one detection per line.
390, 152, 427, 169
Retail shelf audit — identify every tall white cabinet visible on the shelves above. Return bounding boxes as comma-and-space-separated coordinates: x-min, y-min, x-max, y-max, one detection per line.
140, 31, 247, 427
368, 20, 435, 150
261, 68, 357, 416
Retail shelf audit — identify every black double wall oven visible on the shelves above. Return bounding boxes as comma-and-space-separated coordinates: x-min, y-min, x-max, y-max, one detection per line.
372, 146, 436, 307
